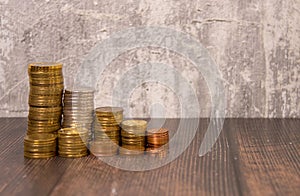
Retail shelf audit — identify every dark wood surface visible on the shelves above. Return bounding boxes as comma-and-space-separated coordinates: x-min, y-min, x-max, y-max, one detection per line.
0, 118, 299, 196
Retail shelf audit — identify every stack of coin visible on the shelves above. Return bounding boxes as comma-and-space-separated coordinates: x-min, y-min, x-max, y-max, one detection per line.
90, 107, 123, 156
146, 128, 169, 156
24, 133, 57, 159
58, 128, 89, 158
25, 62, 64, 158
120, 120, 147, 155
62, 88, 94, 143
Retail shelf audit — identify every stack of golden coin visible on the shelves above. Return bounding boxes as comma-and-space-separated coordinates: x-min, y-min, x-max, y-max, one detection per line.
120, 120, 147, 155
58, 128, 89, 158
146, 128, 169, 156
90, 107, 123, 156
24, 133, 57, 158
62, 88, 94, 143
25, 62, 64, 158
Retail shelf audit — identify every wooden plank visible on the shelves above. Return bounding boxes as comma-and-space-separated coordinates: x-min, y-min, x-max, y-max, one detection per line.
0, 118, 73, 195
0, 118, 299, 195
49, 119, 239, 196
226, 118, 300, 196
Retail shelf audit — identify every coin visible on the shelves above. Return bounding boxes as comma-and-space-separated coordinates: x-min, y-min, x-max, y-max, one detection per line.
24, 133, 57, 158
25, 133, 57, 142
121, 120, 147, 130
146, 128, 169, 145
24, 151, 56, 159
28, 62, 63, 71
91, 107, 123, 157
58, 152, 88, 158
57, 127, 89, 158
120, 120, 147, 154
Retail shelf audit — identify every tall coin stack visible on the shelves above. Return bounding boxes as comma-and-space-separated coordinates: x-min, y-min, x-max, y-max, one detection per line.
146, 128, 169, 156
25, 62, 64, 159
90, 107, 123, 156
120, 120, 147, 155
62, 88, 94, 143
58, 128, 89, 158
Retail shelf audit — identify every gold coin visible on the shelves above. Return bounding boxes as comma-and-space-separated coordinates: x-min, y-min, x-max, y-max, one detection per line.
121, 129, 146, 137
58, 142, 87, 147
29, 102, 62, 107
59, 139, 87, 145
29, 72, 63, 78
30, 77, 64, 83
28, 111, 62, 117
27, 125, 61, 132
29, 106, 62, 112
58, 149, 88, 155
121, 120, 147, 129
24, 151, 56, 159
30, 89, 63, 95
24, 145, 56, 153
30, 83, 64, 88
28, 120, 61, 127
95, 106, 123, 116
58, 152, 88, 158
27, 129, 58, 135
58, 148, 88, 152
28, 62, 62, 72
24, 139, 56, 145
30, 84, 64, 90
24, 133, 57, 143
58, 128, 88, 134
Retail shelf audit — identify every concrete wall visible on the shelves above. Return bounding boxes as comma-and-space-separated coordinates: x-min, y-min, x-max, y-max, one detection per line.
0, 0, 299, 118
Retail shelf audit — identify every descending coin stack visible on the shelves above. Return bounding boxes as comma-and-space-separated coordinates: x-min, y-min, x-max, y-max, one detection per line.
90, 107, 123, 156
62, 88, 94, 144
120, 120, 147, 155
146, 128, 169, 156
25, 62, 64, 159
58, 128, 89, 158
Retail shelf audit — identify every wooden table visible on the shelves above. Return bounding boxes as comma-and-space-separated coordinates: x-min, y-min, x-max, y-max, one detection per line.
0, 118, 299, 196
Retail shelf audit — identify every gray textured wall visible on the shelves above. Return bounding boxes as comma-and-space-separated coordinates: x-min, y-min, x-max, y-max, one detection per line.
0, 0, 299, 118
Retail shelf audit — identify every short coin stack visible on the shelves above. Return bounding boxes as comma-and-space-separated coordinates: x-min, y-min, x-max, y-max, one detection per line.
62, 88, 94, 143
58, 128, 89, 158
25, 62, 64, 159
120, 120, 147, 155
90, 107, 123, 156
146, 128, 169, 156
24, 133, 57, 158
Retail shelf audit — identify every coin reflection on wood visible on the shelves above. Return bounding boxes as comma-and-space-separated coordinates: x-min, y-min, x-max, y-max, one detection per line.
25, 62, 64, 158
90, 107, 123, 156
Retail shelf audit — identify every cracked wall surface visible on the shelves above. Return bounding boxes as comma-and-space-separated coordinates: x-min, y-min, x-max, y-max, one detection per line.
0, 0, 299, 118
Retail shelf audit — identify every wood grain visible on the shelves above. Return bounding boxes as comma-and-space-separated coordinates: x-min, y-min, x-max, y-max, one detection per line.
0, 118, 299, 195
226, 119, 300, 196
50, 119, 239, 196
